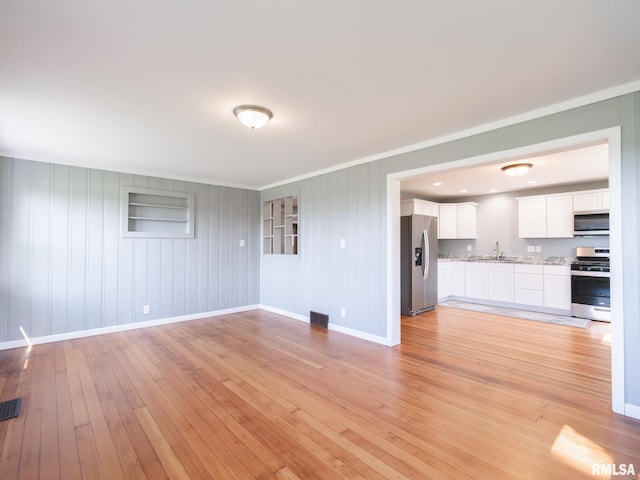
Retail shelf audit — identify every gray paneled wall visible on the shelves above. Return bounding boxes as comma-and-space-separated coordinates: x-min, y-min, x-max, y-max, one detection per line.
0, 157, 259, 343
260, 162, 387, 337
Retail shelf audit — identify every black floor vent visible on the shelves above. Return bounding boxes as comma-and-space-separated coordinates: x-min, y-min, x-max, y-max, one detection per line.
0, 398, 22, 421
310, 311, 329, 328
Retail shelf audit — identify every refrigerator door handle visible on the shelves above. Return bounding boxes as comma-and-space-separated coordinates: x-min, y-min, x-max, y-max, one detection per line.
422, 229, 429, 280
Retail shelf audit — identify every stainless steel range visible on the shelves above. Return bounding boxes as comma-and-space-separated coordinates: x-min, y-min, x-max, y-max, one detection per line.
571, 247, 610, 322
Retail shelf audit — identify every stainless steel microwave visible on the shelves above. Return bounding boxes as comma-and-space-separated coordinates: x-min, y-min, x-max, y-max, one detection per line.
573, 210, 609, 236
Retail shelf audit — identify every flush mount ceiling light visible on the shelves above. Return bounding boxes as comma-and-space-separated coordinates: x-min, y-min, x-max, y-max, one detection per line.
233, 105, 273, 129
501, 163, 533, 177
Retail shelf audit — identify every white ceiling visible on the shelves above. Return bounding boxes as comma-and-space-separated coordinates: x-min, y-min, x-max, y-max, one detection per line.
401, 141, 609, 200
1, 1, 640, 189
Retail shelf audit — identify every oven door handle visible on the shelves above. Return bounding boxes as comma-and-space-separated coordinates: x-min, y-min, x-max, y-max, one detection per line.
570, 270, 610, 278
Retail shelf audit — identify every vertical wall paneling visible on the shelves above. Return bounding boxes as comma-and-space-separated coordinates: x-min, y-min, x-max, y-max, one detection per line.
308, 175, 327, 313
132, 176, 148, 323
7, 161, 28, 340
237, 189, 247, 306
29, 162, 53, 337
207, 186, 220, 309
219, 188, 231, 309
86, 169, 105, 330
173, 180, 188, 317
0, 157, 259, 343
347, 166, 366, 332
0, 159, 12, 341
184, 182, 198, 313
195, 183, 209, 313
67, 167, 89, 333
50, 165, 71, 334
103, 171, 120, 327
160, 234, 174, 319
368, 160, 385, 334
334, 170, 349, 326
230, 189, 241, 308
9, 160, 31, 339
118, 174, 135, 326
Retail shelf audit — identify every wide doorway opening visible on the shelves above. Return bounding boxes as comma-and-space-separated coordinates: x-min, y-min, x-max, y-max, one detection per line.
386, 127, 624, 415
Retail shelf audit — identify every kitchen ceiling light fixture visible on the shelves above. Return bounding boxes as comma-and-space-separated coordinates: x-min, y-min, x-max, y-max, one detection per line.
233, 105, 273, 129
501, 163, 533, 177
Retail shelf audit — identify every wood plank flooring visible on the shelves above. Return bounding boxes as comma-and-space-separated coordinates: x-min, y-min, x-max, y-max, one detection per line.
1, 307, 639, 479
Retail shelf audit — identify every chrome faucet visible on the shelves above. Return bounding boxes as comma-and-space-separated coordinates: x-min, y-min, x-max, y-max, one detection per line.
494, 241, 500, 259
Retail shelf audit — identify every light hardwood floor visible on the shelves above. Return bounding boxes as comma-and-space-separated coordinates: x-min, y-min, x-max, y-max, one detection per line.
1, 307, 639, 479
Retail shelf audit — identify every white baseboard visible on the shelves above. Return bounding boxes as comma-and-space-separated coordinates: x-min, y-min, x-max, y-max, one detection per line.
258, 304, 391, 346
327, 323, 392, 346
0, 305, 259, 351
257, 304, 310, 323
0, 304, 390, 351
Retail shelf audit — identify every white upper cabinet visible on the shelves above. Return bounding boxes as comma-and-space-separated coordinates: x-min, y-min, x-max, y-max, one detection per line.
438, 204, 457, 239
518, 197, 547, 238
401, 199, 439, 217
572, 188, 609, 212
546, 195, 573, 237
439, 202, 478, 239
456, 203, 478, 239
401, 199, 477, 239
517, 193, 573, 238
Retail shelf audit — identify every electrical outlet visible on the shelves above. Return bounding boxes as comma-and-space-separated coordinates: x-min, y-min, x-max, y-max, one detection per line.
340, 307, 346, 318
239, 239, 245, 247
467, 244, 472, 252
535, 245, 541, 253
340, 239, 346, 249
143, 305, 150, 314
527, 245, 535, 253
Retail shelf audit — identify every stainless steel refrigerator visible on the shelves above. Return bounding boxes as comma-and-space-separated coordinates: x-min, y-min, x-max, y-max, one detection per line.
401, 214, 438, 316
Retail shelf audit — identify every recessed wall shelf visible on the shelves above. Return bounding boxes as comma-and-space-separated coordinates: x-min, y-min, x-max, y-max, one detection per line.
263, 195, 298, 255
121, 187, 195, 238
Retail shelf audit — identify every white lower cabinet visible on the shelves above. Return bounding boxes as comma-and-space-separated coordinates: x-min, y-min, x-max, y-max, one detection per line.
488, 266, 515, 303
514, 264, 544, 307
444, 261, 571, 313
450, 262, 466, 296
465, 267, 489, 299
543, 265, 571, 310
438, 262, 451, 301
464, 262, 514, 302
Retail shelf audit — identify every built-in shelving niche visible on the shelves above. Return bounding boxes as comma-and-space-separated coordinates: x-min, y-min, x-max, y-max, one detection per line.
121, 186, 195, 238
263, 195, 298, 255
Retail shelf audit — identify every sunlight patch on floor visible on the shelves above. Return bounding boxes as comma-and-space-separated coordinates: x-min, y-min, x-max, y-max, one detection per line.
551, 425, 613, 478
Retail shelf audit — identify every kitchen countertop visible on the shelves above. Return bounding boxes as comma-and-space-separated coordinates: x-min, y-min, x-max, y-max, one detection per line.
438, 254, 574, 266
